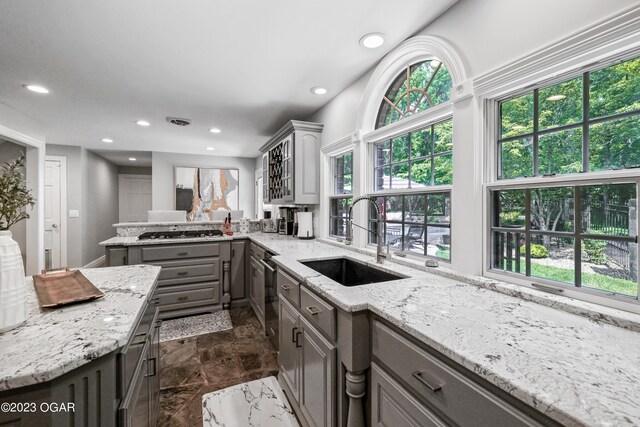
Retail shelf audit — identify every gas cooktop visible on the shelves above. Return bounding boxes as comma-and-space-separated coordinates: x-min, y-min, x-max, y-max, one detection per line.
137, 230, 224, 240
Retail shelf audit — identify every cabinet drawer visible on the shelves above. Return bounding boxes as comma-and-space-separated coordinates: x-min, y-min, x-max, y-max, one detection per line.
158, 284, 219, 306
300, 286, 336, 340
141, 243, 220, 262
371, 362, 447, 427
158, 260, 219, 281
372, 320, 543, 427
250, 244, 265, 261
277, 269, 300, 307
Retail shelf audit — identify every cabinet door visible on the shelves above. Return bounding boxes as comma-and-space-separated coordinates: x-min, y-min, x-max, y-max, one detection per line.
249, 258, 265, 327
281, 136, 294, 202
147, 314, 161, 427
370, 363, 447, 427
230, 241, 246, 300
262, 152, 270, 203
119, 340, 150, 427
299, 316, 336, 427
279, 298, 300, 401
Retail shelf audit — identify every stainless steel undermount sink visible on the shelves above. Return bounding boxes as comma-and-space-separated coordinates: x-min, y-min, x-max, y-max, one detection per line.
300, 257, 408, 287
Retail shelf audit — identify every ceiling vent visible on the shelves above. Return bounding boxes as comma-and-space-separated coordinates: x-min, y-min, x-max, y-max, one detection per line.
166, 116, 192, 126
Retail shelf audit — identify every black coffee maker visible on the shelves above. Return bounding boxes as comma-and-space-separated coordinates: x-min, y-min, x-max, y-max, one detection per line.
278, 207, 297, 235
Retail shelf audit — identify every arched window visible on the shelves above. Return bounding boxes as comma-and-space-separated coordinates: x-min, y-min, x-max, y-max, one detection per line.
375, 59, 452, 129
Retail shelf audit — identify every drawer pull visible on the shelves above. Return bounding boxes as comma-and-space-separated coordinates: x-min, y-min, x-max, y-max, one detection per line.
305, 306, 321, 315
177, 251, 189, 256
281, 284, 292, 291
147, 357, 157, 377
177, 296, 188, 301
412, 371, 442, 392
177, 271, 188, 276
295, 330, 302, 348
292, 327, 298, 343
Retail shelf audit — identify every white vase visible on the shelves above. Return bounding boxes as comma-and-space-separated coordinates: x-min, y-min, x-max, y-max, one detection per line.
0, 230, 27, 333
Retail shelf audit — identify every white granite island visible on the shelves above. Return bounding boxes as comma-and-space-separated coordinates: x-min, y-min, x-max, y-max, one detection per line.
0, 264, 161, 426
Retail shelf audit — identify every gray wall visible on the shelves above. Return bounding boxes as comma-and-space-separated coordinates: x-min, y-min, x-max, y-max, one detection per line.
82, 150, 119, 265
0, 139, 27, 267
118, 166, 152, 175
152, 152, 255, 217
45, 145, 119, 267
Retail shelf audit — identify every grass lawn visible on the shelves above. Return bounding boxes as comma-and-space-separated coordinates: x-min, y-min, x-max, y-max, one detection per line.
503, 258, 637, 297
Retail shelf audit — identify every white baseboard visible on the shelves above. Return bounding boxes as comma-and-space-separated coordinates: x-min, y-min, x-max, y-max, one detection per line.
83, 255, 106, 269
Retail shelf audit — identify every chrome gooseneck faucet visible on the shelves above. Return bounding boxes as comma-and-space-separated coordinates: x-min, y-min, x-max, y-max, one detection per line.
345, 196, 386, 264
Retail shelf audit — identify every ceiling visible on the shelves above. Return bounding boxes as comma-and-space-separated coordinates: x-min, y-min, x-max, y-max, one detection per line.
92, 150, 152, 167
0, 0, 456, 158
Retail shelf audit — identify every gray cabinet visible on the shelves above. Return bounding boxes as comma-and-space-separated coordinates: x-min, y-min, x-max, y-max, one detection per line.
249, 256, 265, 328
299, 315, 336, 427
260, 120, 323, 205
279, 292, 336, 427
370, 363, 447, 427
371, 319, 558, 427
107, 242, 228, 319
0, 292, 159, 427
230, 240, 247, 301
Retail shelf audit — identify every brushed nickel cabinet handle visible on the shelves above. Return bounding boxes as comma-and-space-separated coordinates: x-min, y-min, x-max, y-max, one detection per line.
177, 296, 188, 301
305, 306, 321, 315
177, 251, 188, 256
177, 271, 188, 276
281, 284, 292, 291
412, 371, 442, 392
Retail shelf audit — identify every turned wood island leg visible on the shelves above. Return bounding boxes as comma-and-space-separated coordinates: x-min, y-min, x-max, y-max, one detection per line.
222, 260, 231, 309
346, 370, 366, 427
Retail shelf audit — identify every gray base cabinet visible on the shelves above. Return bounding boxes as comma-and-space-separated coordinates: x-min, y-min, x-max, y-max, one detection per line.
0, 291, 160, 427
278, 280, 336, 427
371, 319, 560, 427
370, 363, 447, 427
248, 243, 266, 328
106, 241, 233, 319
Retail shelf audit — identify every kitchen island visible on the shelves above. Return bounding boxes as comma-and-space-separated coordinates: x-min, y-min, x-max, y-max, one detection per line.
0, 264, 161, 426
101, 232, 640, 426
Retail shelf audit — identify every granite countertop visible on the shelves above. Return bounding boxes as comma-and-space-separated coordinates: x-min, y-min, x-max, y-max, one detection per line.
113, 220, 260, 227
98, 233, 640, 426
0, 265, 161, 392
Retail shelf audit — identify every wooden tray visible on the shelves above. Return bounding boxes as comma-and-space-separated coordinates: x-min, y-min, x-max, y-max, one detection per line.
33, 268, 105, 308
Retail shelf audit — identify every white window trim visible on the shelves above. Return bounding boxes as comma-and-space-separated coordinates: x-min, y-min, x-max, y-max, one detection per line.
475, 3, 640, 313
320, 133, 359, 240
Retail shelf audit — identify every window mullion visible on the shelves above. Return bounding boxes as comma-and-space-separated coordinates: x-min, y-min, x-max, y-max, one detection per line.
582, 72, 590, 173
575, 186, 582, 287
525, 189, 531, 276
533, 89, 539, 177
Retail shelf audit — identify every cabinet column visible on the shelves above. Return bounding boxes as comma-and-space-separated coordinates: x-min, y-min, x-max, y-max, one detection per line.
222, 260, 231, 309
345, 370, 366, 427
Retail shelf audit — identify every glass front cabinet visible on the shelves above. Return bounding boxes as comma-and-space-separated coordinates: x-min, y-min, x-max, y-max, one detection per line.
260, 120, 323, 205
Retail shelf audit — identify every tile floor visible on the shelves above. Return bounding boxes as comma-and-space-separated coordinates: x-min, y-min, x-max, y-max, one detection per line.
158, 307, 279, 426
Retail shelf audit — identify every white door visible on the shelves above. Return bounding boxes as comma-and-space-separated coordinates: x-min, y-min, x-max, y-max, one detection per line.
44, 158, 65, 269
119, 175, 152, 222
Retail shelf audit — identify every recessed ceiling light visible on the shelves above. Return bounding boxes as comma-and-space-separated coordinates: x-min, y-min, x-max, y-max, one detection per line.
360, 33, 385, 49
23, 84, 49, 94
310, 86, 327, 95
209, 128, 221, 134
101, 138, 113, 143
136, 120, 150, 127
546, 95, 567, 101
128, 157, 137, 161
205, 146, 215, 151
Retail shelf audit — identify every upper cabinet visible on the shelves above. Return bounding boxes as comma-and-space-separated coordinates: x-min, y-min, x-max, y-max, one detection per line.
260, 120, 323, 205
